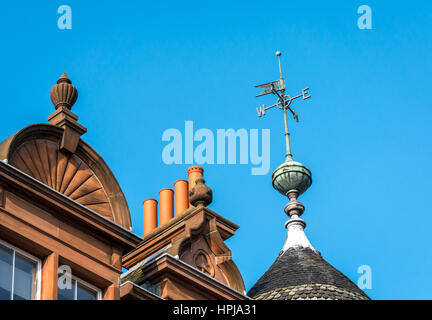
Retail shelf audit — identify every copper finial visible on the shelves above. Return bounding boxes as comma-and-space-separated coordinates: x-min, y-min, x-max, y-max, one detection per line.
189, 176, 213, 208
50, 73, 78, 110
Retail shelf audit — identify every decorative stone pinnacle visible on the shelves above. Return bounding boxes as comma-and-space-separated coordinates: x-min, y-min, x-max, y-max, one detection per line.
189, 176, 213, 208
57, 72, 72, 84
50, 72, 78, 110
48, 73, 86, 154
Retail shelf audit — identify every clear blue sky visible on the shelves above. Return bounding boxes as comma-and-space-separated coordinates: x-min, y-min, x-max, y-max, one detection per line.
0, 1, 431, 299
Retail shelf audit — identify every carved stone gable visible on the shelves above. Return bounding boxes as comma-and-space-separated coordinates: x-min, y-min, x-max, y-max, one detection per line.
9, 139, 113, 220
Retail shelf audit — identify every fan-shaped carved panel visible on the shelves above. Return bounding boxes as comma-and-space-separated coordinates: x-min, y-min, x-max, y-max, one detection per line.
9, 139, 113, 220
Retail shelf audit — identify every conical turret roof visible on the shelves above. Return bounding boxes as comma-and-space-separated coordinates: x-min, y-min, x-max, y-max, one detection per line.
248, 247, 369, 300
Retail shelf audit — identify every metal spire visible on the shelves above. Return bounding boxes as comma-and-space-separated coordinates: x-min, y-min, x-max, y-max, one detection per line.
276, 51, 283, 80
255, 51, 311, 161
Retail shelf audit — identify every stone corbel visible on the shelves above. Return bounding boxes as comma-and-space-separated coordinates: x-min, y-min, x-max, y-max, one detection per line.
205, 217, 245, 293
169, 209, 207, 257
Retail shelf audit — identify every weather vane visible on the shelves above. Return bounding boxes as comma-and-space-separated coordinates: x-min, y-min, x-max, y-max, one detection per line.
255, 51, 311, 160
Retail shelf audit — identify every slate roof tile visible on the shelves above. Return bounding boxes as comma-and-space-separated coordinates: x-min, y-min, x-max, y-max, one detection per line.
248, 247, 369, 300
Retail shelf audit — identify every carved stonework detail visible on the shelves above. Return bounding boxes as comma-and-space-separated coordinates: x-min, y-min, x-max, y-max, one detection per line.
193, 249, 214, 277
49, 73, 78, 110
9, 139, 113, 220
189, 177, 212, 207
48, 73, 86, 154
173, 208, 246, 293
122, 203, 246, 294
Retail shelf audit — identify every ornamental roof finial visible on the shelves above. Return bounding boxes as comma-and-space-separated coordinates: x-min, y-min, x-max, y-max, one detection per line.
48, 73, 86, 154
50, 72, 78, 110
188, 167, 213, 208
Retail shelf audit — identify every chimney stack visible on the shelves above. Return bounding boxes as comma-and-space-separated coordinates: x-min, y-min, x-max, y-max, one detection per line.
159, 188, 174, 225
143, 199, 158, 236
142, 166, 207, 237
174, 180, 189, 215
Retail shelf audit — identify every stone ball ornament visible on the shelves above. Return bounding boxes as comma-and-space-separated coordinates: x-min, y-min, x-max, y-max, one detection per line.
272, 159, 312, 198
189, 177, 213, 207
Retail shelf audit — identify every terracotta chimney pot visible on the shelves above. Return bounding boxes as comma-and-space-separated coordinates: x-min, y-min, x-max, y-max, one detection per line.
174, 180, 189, 215
159, 188, 174, 226
187, 166, 204, 193
143, 199, 158, 236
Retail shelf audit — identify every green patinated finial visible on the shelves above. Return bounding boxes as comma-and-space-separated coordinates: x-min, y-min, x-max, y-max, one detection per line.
254, 51, 313, 200
254, 51, 316, 254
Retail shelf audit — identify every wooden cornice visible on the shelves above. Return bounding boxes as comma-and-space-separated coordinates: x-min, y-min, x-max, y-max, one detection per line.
0, 160, 141, 251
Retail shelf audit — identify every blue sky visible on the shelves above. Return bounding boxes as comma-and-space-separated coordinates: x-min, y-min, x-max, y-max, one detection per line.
0, 1, 431, 299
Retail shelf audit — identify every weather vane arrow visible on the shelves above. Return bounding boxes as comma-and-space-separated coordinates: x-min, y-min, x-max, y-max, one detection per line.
255, 51, 311, 160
